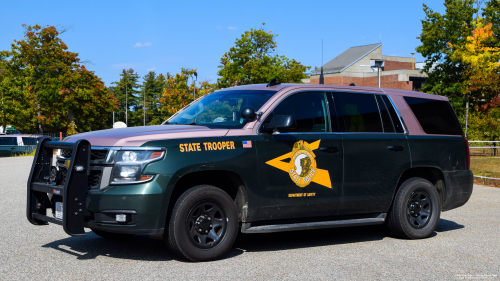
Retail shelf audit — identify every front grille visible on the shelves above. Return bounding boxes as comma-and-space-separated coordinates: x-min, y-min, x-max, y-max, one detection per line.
61, 149, 108, 161
61, 149, 72, 158
88, 170, 102, 189
91, 150, 107, 161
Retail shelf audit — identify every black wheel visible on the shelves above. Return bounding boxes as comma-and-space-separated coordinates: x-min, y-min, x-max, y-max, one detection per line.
91, 229, 134, 239
387, 177, 441, 239
165, 185, 238, 262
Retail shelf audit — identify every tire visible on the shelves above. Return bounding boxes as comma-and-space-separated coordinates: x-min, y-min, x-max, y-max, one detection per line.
387, 177, 441, 239
165, 185, 239, 262
91, 229, 135, 239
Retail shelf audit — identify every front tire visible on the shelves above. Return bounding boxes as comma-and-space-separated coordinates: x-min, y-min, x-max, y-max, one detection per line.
166, 185, 239, 262
387, 177, 441, 239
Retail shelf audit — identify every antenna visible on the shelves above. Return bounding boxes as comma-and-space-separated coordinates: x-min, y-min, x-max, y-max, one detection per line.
363, 37, 370, 44
322, 39, 323, 66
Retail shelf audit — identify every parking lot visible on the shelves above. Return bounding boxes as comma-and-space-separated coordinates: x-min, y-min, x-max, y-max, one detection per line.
1, 156, 499, 280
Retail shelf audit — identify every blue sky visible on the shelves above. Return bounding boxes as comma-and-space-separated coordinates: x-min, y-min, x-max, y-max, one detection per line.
0, 0, 447, 86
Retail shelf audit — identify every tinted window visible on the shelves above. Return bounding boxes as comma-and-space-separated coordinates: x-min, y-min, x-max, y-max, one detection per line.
0, 137, 17, 145
338, 93, 382, 132
382, 95, 404, 133
404, 97, 463, 135
263, 92, 330, 133
376, 95, 395, 133
22, 137, 39, 145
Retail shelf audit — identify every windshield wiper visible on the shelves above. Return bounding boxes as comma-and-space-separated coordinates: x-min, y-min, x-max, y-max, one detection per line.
164, 121, 178, 125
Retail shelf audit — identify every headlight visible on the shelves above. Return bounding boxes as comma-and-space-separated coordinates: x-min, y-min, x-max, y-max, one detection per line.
110, 150, 165, 184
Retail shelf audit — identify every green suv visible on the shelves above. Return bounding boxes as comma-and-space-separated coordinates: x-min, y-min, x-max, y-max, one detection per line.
27, 83, 473, 261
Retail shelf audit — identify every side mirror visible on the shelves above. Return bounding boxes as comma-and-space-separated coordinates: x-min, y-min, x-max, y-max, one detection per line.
240, 107, 256, 120
264, 115, 297, 134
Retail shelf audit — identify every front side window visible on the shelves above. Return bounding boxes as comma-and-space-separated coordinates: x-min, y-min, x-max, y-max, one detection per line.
166, 90, 277, 129
338, 93, 382, 132
262, 92, 330, 133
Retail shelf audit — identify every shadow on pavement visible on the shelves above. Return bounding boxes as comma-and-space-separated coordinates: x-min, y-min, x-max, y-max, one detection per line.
43, 232, 177, 261
42, 218, 463, 261
435, 218, 464, 233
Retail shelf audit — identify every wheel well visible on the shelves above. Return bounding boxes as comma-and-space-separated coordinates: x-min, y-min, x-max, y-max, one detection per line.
166, 170, 248, 225
395, 167, 446, 208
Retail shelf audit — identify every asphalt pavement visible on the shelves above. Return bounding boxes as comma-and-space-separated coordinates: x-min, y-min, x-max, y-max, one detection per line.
1, 156, 499, 280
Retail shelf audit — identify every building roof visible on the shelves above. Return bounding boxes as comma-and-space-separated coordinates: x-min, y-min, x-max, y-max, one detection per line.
311, 43, 381, 75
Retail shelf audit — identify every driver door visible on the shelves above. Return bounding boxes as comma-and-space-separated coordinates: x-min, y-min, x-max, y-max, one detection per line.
255, 91, 343, 221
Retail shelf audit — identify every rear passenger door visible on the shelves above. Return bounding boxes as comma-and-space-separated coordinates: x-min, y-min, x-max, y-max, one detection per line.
335, 92, 411, 215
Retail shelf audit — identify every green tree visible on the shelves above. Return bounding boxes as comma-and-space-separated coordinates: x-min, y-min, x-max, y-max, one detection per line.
110, 69, 141, 127
3, 24, 116, 133
416, 0, 477, 98
217, 23, 310, 87
141, 71, 167, 125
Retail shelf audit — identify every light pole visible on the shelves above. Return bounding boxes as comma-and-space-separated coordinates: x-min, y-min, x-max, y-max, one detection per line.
143, 87, 146, 126
125, 85, 128, 126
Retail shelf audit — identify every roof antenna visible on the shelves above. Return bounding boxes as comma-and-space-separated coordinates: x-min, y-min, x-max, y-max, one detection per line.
266, 78, 281, 87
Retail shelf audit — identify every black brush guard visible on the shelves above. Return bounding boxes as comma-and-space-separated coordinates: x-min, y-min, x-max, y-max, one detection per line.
26, 138, 90, 236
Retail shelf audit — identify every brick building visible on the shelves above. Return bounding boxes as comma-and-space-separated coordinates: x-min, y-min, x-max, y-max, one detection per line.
307, 44, 426, 91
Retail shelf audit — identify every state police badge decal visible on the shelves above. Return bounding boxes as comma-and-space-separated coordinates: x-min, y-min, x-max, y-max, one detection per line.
288, 140, 317, 187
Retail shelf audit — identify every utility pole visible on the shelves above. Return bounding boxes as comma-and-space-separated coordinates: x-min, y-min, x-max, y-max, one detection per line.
465, 95, 470, 137
193, 71, 198, 100
125, 85, 128, 126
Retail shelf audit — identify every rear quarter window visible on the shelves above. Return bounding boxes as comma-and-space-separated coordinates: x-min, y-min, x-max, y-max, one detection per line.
404, 97, 463, 135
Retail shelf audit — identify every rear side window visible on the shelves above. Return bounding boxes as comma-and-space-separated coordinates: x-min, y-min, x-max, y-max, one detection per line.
338, 93, 382, 132
22, 137, 39, 145
404, 97, 463, 135
382, 95, 404, 133
0, 137, 17, 145
376, 95, 395, 133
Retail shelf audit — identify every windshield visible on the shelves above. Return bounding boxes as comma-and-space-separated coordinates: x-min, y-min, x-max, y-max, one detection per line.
166, 90, 277, 129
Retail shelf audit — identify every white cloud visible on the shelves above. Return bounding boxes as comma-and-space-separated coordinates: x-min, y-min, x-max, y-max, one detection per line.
134, 42, 152, 48
228, 26, 238, 30
147, 67, 156, 72
216, 25, 222, 29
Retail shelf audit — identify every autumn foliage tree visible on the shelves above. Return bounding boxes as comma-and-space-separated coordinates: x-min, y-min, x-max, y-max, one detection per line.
449, 19, 500, 104
1, 24, 117, 134
217, 23, 310, 87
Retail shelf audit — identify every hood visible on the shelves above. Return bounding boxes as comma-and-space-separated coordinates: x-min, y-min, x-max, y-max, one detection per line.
64, 125, 229, 147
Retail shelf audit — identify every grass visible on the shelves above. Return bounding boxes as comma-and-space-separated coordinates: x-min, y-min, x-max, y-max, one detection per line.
470, 157, 500, 178
12, 149, 36, 157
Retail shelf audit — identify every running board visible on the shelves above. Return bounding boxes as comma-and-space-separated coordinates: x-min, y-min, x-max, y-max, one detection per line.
242, 213, 386, 234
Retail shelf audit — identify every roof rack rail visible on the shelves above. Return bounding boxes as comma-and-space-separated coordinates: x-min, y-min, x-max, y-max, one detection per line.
266, 79, 281, 87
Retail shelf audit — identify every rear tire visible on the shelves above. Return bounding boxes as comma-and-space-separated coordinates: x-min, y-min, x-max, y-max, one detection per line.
165, 185, 238, 262
387, 177, 441, 239
91, 229, 134, 239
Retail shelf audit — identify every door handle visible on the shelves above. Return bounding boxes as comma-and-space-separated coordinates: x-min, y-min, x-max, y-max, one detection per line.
320, 146, 339, 153
388, 145, 404, 151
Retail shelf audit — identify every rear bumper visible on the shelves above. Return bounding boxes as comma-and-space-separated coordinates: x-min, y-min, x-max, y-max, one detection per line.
443, 169, 473, 211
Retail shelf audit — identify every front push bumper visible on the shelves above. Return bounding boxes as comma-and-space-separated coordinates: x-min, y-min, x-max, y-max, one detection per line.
27, 138, 170, 236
